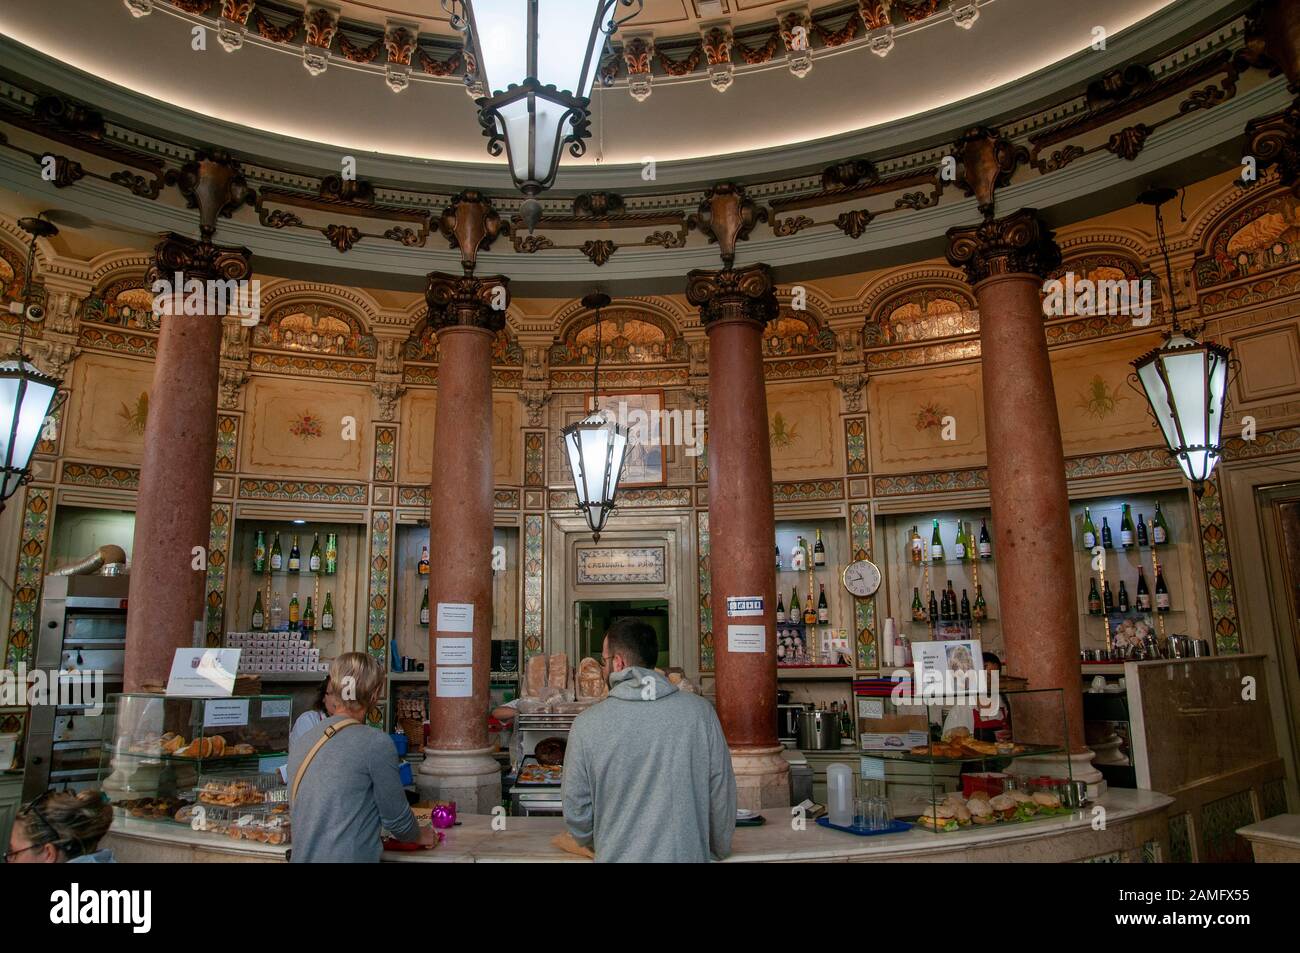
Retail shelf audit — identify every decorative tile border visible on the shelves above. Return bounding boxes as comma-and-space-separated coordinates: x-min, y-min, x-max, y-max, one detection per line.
697, 511, 713, 673
763, 356, 836, 379
873, 469, 988, 497
773, 480, 843, 502
1223, 425, 1300, 461
397, 485, 428, 507
494, 489, 520, 510
35, 392, 65, 458
250, 352, 374, 381
493, 369, 522, 388
76, 325, 156, 357
1064, 447, 1175, 479
850, 503, 877, 670
403, 364, 437, 385
844, 418, 867, 475
549, 367, 686, 389
866, 341, 981, 370
214, 415, 238, 474
1195, 475, 1241, 654
366, 510, 393, 666
60, 462, 140, 490
238, 479, 367, 504
1044, 313, 1141, 346
4, 487, 52, 670
695, 427, 709, 485
524, 432, 545, 487
547, 486, 693, 509
523, 514, 544, 658
1200, 789, 1255, 863
373, 426, 397, 482
1200, 271, 1300, 315
204, 503, 232, 646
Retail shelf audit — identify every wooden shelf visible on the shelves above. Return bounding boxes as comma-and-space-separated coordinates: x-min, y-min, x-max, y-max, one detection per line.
778, 667, 856, 681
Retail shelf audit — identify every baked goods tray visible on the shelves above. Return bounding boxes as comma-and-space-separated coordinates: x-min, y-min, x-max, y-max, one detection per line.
513, 755, 564, 786
874, 743, 1065, 763
816, 817, 913, 837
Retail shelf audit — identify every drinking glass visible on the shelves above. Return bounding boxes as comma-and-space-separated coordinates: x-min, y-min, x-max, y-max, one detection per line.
853, 797, 869, 831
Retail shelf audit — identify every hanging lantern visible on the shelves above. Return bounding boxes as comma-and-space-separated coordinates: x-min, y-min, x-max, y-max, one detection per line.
1133, 187, 1233, 493
560, 292, 627, 541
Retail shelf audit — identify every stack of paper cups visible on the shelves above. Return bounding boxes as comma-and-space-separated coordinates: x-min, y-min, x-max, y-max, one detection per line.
881, 618, 897, 669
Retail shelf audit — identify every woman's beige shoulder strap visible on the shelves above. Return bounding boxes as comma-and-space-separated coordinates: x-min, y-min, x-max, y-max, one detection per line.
290, 718, 363, 804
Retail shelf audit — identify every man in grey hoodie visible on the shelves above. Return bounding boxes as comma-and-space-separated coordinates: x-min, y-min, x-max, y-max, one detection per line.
562, 619, 737, 862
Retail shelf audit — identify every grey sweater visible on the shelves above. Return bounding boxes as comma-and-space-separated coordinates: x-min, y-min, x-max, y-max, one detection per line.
287, 714, 419, 863
562, 667, 736, 863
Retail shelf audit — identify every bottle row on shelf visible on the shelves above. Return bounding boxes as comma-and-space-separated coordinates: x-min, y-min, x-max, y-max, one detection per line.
253, 530, 339, 574
775, 530, 827, 572
909, 518, 993, 564
775, 583, 831, 627
1086, 566, 1171, 615
250, 590, 335, 635
1080, 502, 1171, 551
910, 582, 989, 625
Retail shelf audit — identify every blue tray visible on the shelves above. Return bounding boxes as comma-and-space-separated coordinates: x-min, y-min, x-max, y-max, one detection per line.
816, 817, 913, 837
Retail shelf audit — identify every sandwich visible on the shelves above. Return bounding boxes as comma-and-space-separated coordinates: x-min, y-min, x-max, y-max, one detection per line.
968, 797, 995, 825
988, 793, 1017, 820
917, 804, 960, 832
952, 803, 972, 826
966, 789, 991, 804
959, 738, 1000, 757
1032, 792, 1061, 811
1007, 789, 1038, 815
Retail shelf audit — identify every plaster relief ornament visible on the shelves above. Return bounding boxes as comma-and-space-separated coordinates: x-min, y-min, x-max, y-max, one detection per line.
303, 5, 339, 76
623, 34, 655, 102
950, 1, 980, 30
701, 24, 734, 92
217, 2, 255, 52
385, 22, 418, 93
123, 0, 153, 17
778, 10, 814, 79
868, 26, 895, 56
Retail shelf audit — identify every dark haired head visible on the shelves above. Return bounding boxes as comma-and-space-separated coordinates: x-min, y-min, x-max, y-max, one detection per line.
982, 652, 1002, 668
605, 618, 659, 669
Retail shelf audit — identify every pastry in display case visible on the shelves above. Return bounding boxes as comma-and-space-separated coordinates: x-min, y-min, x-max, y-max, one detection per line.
97, 694, 293, 839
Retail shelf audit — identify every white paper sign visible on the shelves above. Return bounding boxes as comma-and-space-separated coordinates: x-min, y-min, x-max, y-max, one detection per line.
726, 596, 764, 617
436, 637, 473, 666
860, 756, 886, 781
166, 648, 240, 697
260, 699, 292, 720
857, 697, 884, 719
727, 624, 766, 654
436, 602, 474, 633
435, 667, 473, 698
202, 698, 249, 728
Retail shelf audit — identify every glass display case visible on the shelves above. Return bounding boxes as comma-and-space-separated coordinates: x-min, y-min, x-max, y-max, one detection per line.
97, 693, 292, 841
858, 688, 1077, 833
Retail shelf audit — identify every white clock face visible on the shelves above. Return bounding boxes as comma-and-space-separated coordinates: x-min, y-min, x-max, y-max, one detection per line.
842, 559, 881, 597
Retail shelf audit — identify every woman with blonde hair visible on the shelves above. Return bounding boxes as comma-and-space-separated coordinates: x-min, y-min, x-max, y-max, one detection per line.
286, 652, 432, 862
7, 789, 116, 863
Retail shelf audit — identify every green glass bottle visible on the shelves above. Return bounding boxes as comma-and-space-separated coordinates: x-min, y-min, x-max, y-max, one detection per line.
1153, 502, 1170, 545
1082, 507, 1097, 550
419, 587, 430, 626
1087, 577, 1102, 615
325, 532, 338, 574
308, 533, 322, 572
1120, 504, 1135, 549
790, 587, 801, 619
270, 532, 283, 571
911, 587, 925, 622
930, 519, 944, 561
953, 523, 966, 561
288, 535, 301, 572
288, 592, 300, 630
302, 596, 315, 635
251, 590, 265, 631
253, 530, 267, 574
321, 591, 334, 631
971, 585, 988, 622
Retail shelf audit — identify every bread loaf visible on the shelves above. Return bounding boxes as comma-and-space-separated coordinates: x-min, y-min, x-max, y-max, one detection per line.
547, 653, 569, 690
525, 654, 547, 698
576, 657, 607, 699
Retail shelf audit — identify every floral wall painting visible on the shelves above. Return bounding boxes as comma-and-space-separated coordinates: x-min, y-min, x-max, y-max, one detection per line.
914, 400, 949, 432
289, 411, 324, 440
1076, 374, 1127, 421
586, 390, 666, 487
118, 391, 149, 435
770, 411, 800, 449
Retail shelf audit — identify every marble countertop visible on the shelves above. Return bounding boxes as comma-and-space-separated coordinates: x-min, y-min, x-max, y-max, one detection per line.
105, 814, 290, 859
1236, 813, 1300, 847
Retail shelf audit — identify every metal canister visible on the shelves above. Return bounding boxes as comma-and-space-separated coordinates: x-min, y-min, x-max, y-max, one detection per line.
796, 709, 842, 750
1193, 639, 1212, 658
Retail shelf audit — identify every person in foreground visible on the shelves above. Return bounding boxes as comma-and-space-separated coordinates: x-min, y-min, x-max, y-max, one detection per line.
288, 652, 435, 862
562, 619, 737, 862
7, 789, 116, 863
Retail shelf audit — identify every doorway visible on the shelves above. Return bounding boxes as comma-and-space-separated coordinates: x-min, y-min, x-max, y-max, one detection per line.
575, 599, 670, 667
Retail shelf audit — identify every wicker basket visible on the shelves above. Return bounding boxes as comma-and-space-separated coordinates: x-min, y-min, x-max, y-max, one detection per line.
401, 718, 424, 748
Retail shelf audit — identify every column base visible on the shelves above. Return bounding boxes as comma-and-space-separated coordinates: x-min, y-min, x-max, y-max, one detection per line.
415, 747, 503, 815
1005, 749, 1107, 800
731, 745, 791, 812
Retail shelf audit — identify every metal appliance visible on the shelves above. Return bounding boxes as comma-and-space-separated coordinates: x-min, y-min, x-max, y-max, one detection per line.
778, 703, 810, 743
507, 710, 577, 816
797, 709, 842, 750
23, 574, 129, 799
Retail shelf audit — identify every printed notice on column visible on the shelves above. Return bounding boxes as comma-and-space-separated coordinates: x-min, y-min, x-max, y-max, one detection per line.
436, 602, 474, 633
727, 624, 766, 654
435, 667, 473, 698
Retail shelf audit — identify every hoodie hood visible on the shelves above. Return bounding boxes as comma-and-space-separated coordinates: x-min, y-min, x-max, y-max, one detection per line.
608, 666, 678, 702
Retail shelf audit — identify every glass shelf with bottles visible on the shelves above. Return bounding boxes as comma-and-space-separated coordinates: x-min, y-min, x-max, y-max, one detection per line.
774, 526, 852, 669
254, 529, 340, 576
902, 518, 996, 628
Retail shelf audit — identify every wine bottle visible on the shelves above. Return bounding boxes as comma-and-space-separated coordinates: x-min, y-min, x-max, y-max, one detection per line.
270, 532, 283, 571
978, 518, 992, 559
964, 523, 976, 563
776, 592, 787, 624
1135, 567, 1151, 611
775, 544, 782, 570
1153, 502, 1169, 545
817, 583, 829, 623
1082, 507, 1097, 550
953, 524, 966, 561
1155, 567, 1171, 612
1101, 517, 1113, 549
325, 533, 338, 574
303, 596, 315, 635
321, 591, 334, 631
928, 590, 939, 624
253, 530, 267, 574
251, 590, 265, 630
911, 587, 926, 622
803, 592, 817, 627
790, 587, 801, 619
971, 585, 988, 622
946, 580, 958, 622
420, 586, 430, 625
1103, 580, 1114, 613
289, 592, 301, 630
1087, 577, 1102, 615
271, 592, 283, 629
960, 589, 972, 623
418, 545, 431, 576
1117, 580, 1130, 613
909, 526, 924, 564
790, 538, 805, 570
309, 533, 322, 572
288, 535, 301, 572
1120, 504, 1135, 549
1136, 513, 1149, 548
930, 519, 944, 561
814, 529, 826, 568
